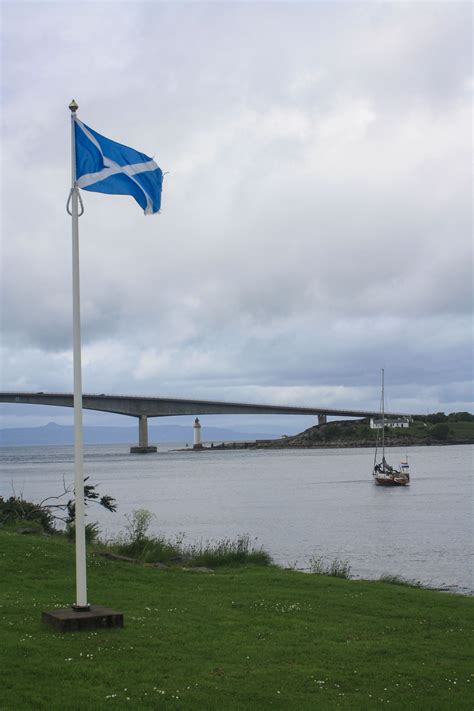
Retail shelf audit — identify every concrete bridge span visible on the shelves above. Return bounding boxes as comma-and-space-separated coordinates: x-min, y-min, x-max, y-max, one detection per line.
0, 391, 409, 453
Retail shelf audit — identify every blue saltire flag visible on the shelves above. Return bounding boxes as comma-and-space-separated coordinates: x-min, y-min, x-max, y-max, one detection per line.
74, 118, 163, 214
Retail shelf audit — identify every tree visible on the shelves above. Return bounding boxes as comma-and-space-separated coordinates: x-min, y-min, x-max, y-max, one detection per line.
447, 412, 474, 422
63, 478, 117, 527
425, 412, 448, 424
431, 423, 451, 441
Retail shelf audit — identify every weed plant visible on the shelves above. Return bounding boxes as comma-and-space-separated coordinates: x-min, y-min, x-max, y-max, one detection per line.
308, 555, 352, 578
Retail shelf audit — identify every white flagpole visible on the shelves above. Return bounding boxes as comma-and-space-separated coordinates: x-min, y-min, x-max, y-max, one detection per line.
68, 99, 89, 610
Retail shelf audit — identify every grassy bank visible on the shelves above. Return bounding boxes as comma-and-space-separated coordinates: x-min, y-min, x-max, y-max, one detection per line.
1, 530, 473, 710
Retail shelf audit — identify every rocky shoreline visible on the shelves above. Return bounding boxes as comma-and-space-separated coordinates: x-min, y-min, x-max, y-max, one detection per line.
192, 438, 474, 451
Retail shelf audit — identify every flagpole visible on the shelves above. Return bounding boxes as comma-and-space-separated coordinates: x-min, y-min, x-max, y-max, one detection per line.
69, 99, 89, 611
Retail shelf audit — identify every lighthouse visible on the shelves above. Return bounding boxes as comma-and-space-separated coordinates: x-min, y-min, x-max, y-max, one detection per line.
193, 417, 203, 449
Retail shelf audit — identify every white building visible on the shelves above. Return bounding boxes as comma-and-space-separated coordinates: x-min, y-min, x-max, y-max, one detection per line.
370, 417, 411, 430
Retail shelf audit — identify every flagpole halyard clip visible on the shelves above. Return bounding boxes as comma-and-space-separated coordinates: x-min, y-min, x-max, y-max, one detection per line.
66, 186, 84, 217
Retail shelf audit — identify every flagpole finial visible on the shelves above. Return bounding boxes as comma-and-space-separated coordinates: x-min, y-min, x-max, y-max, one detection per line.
69, 99, 79, 113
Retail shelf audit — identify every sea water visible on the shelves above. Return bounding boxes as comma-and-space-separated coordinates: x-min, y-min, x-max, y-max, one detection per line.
0, 443, 472, 594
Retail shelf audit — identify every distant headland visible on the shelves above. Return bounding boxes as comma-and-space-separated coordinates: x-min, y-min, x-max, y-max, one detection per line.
201, 412, 474, 450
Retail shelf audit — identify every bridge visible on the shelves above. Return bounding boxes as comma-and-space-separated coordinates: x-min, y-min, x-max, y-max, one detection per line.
0, 391, 409, 453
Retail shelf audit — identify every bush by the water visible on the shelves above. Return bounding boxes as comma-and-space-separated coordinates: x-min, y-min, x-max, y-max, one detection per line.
0, 495, 272, 569
0, 496, 56, 533
0, 480, 116, 538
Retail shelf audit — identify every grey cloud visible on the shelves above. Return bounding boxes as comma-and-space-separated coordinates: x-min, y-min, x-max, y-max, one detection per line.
1, 1, 472, 424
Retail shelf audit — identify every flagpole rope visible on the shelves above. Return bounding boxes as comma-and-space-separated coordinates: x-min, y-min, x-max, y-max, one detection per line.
66, 187, 84, 217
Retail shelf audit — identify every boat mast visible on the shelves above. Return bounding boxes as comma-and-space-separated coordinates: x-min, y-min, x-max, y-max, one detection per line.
381, 368, 385, 462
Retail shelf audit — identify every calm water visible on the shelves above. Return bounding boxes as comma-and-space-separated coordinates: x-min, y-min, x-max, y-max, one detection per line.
1, 444, 472, 594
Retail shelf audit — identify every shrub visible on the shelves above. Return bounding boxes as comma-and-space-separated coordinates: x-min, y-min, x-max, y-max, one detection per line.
66, 521, 101, 544
0, 496, 56, 533
110, 509, 155, 558
0, 480, 117, 539
124, 509, 154, 545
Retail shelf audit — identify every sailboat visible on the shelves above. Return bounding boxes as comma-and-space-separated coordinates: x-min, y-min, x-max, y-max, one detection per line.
372, 370, 410, 486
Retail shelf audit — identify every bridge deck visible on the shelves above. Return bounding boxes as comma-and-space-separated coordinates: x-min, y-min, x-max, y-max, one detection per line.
1, 391, 411, 452
0, 391, 409, 419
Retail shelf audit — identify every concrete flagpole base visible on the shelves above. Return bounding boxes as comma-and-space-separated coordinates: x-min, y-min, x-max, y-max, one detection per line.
42, 605, 124, 632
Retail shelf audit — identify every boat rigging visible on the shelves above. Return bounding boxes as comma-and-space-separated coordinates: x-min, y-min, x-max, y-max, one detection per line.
372, 370, 410, 487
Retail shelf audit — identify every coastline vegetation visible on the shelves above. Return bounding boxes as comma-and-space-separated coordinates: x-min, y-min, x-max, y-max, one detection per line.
0, 477, 116, 543
1, 526, 473, 710
0, 496, 272, 570
260, 412, 474, 449
108, 509, 272, 568
377, 574, 424, 588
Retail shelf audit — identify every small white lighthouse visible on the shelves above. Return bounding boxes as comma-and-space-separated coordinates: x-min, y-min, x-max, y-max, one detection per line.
193, 417, 203, 449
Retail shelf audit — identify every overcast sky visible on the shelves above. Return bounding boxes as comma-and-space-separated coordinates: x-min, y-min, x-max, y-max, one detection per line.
1, 0, 472, 430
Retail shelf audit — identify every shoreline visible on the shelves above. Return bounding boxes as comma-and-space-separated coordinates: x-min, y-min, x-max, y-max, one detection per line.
177, 439, 474, 451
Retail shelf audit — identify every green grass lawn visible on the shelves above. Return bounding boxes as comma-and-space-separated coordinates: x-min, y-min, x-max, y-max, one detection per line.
1, 529, 472, 710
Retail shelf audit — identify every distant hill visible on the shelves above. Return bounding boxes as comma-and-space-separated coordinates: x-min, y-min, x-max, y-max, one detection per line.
3, 413, 473, 448
255, 414, 474, 449
0, 422, 279, 447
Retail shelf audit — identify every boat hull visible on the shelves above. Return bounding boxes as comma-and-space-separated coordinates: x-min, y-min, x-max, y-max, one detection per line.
374, 475, 409, 487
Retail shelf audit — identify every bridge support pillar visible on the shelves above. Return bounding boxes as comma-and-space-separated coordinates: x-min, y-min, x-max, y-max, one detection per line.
130, 415, 157, 454
318, 414, 327, 425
